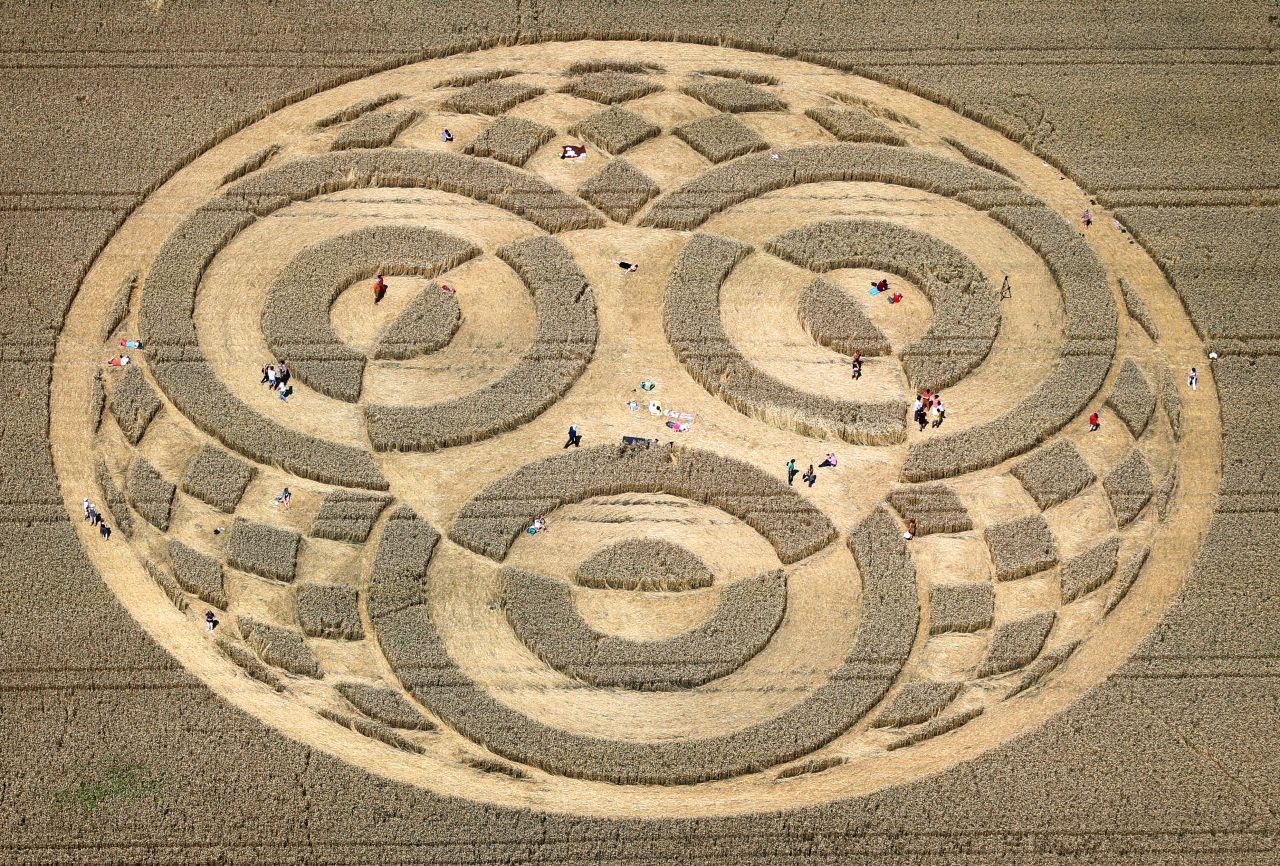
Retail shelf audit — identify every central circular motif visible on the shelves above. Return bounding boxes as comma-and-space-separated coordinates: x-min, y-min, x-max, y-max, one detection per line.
51, 40, 1218, 817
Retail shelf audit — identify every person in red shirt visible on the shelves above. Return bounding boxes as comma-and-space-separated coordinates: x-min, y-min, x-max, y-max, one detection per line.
1088, 412, 1100, 432
373, 274, 387, 304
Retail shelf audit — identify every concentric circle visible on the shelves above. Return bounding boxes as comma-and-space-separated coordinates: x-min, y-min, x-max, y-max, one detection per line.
52, 39, 1219, 817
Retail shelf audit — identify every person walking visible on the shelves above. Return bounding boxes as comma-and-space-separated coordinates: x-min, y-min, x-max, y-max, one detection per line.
786, 458, 798, 485
1188, 367, 1198, 391
803, 464, 816, 488
261, 364, 271, 385
851, 352, 862, 380
373, 273, 387, 304
89, 506, 101, 527
266, 364, 277, 390
931, 398, 945, 428
1082, 209, 1093, 228
1088, 411, 1100, 432
99, 521, 111, 541
83, 497, 92, 521
564, 425, 582, 448
818, 453, 837, 469
278, 362, 290, 388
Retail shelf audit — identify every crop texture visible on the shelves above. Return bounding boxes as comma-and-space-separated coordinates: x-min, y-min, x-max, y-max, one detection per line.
571, 107, 661, 156
577, 159, 659, 223
985, 515, 1058, 580
179, 444, 254, 512
464, 115, 555, 166
674, 113, 769, 163
296, 584, 364, 640
574, 538, 714, 591
1011, 440, 1096, 510
224, 517, 301, 583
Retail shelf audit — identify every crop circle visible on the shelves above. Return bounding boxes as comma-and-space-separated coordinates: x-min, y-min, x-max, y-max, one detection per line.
52, 40, 1218, 817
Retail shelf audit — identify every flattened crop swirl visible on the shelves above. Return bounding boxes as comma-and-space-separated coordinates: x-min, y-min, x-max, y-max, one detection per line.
139, 150, 601, 488
371, 504, 917, 784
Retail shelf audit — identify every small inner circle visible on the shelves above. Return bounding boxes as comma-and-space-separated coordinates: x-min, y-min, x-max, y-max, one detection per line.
331, 274, 433, 352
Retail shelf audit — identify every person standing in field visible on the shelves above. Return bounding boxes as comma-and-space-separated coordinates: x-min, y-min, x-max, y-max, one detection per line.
99, 521, 111, 541
786, 458, 798, 486
803, 464, 816, 488
83, 498, 92, 521
931, 397, 945, 428
1082, 209, 1093, 228
278, 362, 290, 389
261, 364, 272, 386
564, 425, 582, 448
266, 364, 278, 390
819, 453, 837, 469
205, 611, 219, 632
373, 273, 387, 304
1088, 411, 1100, 432
1188, 367, 1198, 391
851, 352, 862, 380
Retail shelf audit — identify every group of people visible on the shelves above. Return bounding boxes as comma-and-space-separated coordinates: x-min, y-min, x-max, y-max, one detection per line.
261, 361, 293, 402
913, 391, 945, 431
82, 498, 111, 540
786, 454, 837, 488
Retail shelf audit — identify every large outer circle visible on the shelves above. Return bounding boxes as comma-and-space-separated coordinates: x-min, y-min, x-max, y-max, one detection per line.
51, 39, 1220, 817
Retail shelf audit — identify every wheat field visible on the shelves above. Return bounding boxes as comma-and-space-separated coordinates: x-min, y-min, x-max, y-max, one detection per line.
4, 3, 1279, 864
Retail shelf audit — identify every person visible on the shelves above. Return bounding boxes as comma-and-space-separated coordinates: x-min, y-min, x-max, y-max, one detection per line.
278, 384, 291, 403
639, 379, 656, 392
916, 405, 928, 432
912, 394, 923, 417
1088, 411, 1100, 432
261, 364, 272, 385
278, 362, 290, 388
666, 420, 690, 432
770, 151, 780, 161
89, 506, 101, 527
440, 129, 454, 143
626, 400, 639, 411
213, 527, 223, 536
786, 458, 798, 486
373, 273, 387, 304
266, 364, 278, 390
99, 521, 111, 540
205, 611, 219, 632
107, 355, 130, 367
560, 144, 586, 160
527, 514, 547, 534
851, 351, 862, 380
1188, 367, 1198, 391
83, 498, 92, 521
564, 425, 582, 448
818, 453, 837, 469
613, 260, 639, 273
870, 278, 888, 293
648, 401, 662, 415
902, 518, 916, 541
120, 338, 143, 350
931, 398, 945, 428
274, 487, 292, 508
889, 292, 903, 304
803, 464, 816, 488
1082, 208, 1092, 228
440, 283, 456, 295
